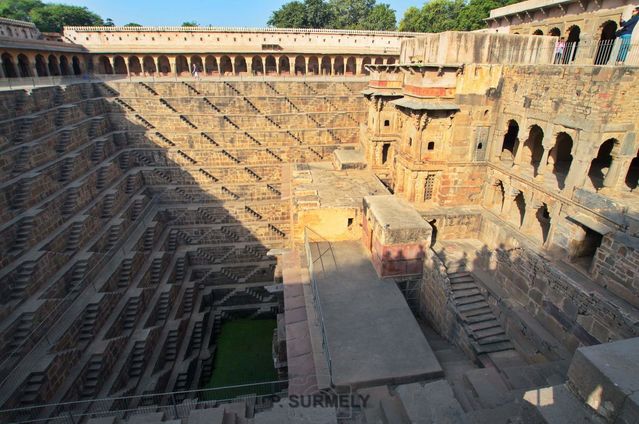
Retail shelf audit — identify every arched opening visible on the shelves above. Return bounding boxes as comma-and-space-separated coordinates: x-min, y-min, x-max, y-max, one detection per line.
175, 55, 189, 76
387, 57, 396, 65
17, 54, 31, 77
532, 29, 543, 35
594, 21, 617, 65
97, 56, 112, 74
381, 143, 390, 164
491, 180, 505, 213
205, 56, 217, 75
251, 56, 263, 75
1, 53, 17, 77
548, 132, 573, 190
59, 55, 70, 75
320, 56, 331, 75
566, 25, 580, 62
265, 56, 276, 75
143, 56, 156, 75
35, 54, 47, 76
345, 56, 356, 75
294, 56, 306, 75
278, 56, 290, 75
500, 120, 519, 160
522, 125, 544, 176
511, 192, 526, 228
113, 56, 127, 75
625, 150, 639, 190
588, 138, 617, 190
535, 203, 551, 244
549, 27, 561, 37
128, 56, 142, 76
48, 55, 60, 76
157, 56, 170, 75
333, 56, 344, 75
191, 55, 203, 74
374, 57, 384, 64
71, 56, 81, 75
361, 57, 371, 75
308, 56, 319, 75
234, 56, 247, 75
219, 56, 233, 75
429, 219, 438, 247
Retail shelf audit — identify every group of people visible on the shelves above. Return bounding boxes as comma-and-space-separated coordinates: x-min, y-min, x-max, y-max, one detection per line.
553, 6, 638, 65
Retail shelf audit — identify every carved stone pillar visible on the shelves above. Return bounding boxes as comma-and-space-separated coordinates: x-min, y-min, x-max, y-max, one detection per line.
603, 155, 630, 190
355, 57, 363, 76
502, 187, 520, 218
168, 57, 177, 76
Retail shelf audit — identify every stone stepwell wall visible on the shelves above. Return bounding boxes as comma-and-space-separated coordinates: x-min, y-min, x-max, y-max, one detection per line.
418, 210, 639, 360
0, 79, 367, 418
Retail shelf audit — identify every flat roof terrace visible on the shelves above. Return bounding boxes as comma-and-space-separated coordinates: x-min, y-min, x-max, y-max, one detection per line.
306, 239, 443, 389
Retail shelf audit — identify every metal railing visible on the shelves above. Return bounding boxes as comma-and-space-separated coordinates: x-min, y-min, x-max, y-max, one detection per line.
0, 380, 287, 423
302, 227, 335, 383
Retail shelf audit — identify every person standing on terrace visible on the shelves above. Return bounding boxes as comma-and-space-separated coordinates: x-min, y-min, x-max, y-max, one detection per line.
616, 6, 639, 64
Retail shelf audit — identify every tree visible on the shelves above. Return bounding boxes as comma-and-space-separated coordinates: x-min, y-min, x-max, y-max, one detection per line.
304, 0, 332, 28
267, 0, 395, 30
360, 3, 396, 31
104, 18, 115, 26
399, 0, 521, 32
267, 0, 332, 28
456, 0, 517, 31
30, 3, 103, 32
181, 21, 198, 27
123, 22, 142, 27
398, 6, 424, 32
398, 0, 465, 33
0, 0, 105, 31
267, 1, 307, 28
0, 0, 43, 21
328, 0, 375, 29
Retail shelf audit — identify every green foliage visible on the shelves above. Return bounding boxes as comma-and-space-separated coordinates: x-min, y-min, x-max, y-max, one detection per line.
328, 0, 375, 29
268, 0, 396, 30
123, 22, 142, 27
104, 18, 115, 26
0, 0, 104, 32
399, 0, 519, 32
0, 0, 43, 21
181, 21, 198, 27
360, 3, 396, 30
29, 4, 103, 32
266, 1, 307, 28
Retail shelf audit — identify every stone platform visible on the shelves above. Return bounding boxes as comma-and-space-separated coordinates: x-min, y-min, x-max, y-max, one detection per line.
306, 239, 443, 389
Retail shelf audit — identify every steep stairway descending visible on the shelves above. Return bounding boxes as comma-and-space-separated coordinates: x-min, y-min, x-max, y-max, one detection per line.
9, 313, 34, 352
448, 270, 514, 355
129, 341, 146, 378
138, 82, 159, 96
79, 356, 103, 400
79, 303, 99, 342
182, 81, 201, 95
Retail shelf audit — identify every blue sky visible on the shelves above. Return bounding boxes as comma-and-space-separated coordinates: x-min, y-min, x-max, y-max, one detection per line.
44, 0, 420, 27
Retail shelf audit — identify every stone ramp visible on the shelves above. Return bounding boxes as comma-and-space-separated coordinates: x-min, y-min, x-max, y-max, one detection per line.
307, 240, 443, 389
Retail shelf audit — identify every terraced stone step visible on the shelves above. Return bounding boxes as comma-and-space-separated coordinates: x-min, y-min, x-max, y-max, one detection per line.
456, 294, 486, 306
452, 288, 481, 298
472, 326, 506, 340
457, 300, 490, 312
468, 320, 501, 332
461, 309, 494, 322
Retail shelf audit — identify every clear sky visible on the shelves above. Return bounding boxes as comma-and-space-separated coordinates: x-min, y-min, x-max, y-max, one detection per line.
44, 0, 421, 27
